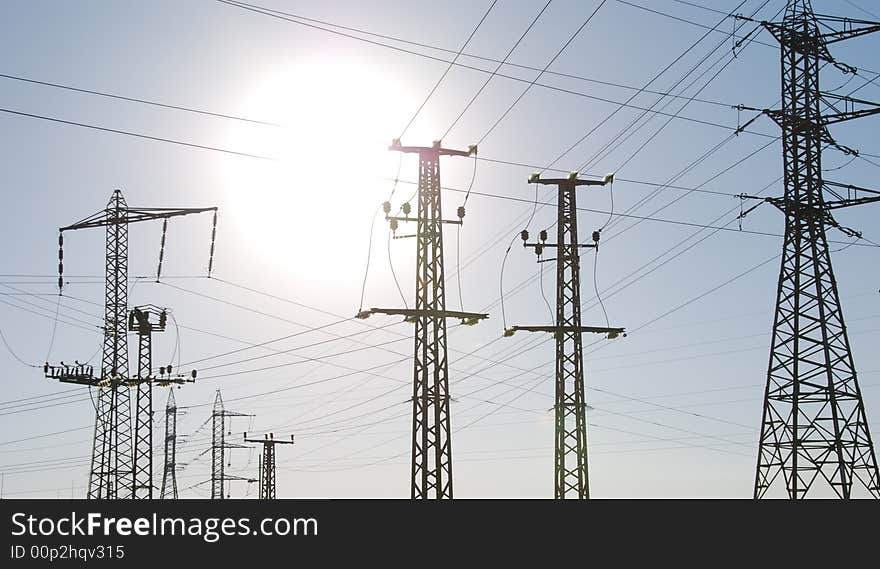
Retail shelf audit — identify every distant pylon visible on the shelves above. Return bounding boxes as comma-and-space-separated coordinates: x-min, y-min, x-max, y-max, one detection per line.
160, 389, 179, 499
244, 432, 295, 499
211, 390, 250, 499
741, 1, 880, 498
357, 139, 487, 499
505, 172, 623, 499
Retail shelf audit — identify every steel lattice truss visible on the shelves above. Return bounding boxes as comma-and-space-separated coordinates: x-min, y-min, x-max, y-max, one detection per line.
411, 148, 454, 499
359, 141, 485, 499
211, 390, 250, 499
90, 191, 133, 500
506, 174, 619, 499
160, 389, 178, 500
132, 327, 153, 499
262, 443, 275, 500
246, 434, 293, 500
553, 182, 590, 499
211, 391, 226, 500
755, 0, 880, 499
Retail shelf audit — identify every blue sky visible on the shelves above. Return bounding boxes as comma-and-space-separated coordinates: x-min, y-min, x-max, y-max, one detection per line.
1, 0, 879, 498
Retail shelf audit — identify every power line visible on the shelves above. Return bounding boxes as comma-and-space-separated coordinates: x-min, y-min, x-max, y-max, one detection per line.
477, 0, 608, 145
397, 0, 499, 139
441, 0, 554, 141
0, 72, 277, 126
0, 106, 273, 160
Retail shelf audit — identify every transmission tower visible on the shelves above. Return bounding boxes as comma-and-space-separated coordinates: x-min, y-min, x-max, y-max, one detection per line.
129, 305, 196, 499
505, 172, 623, 499
160, 389, 179, 499
44, 190, 217, 499
244, 432, 294, 499
357, 139, 487, 499
211, 390, 251, 499
739, 1, 880, 498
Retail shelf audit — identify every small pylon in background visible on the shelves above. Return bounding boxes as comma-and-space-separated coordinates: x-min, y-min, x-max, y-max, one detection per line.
160, 389, 180, 499
211, 390, 252, 499
244, 433, 295, 499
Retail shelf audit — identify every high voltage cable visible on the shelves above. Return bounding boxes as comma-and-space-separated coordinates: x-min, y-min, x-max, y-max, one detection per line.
215, 0, 774, 137
429, 183, 878, 247
0, 72, 277, 126
397, 0, 499, 139
441, 0, 554, 140
218, 0, 745, 108
0, 107, 274, 160
547, 0, 754, 173
477, 0, 608, 144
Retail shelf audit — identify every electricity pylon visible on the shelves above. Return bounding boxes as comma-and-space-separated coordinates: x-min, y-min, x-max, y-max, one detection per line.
160, 389, 179, 499
211, 390, 252, 499
244, 432, 294, 499
357, 139, 487, 499
740, 1, 880, 498
505, 172, 623, 499
130, 305, 196, 499
45, 190, 217, 499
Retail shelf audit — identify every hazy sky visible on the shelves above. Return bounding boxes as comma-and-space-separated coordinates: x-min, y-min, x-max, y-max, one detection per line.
1, 0, 879, 498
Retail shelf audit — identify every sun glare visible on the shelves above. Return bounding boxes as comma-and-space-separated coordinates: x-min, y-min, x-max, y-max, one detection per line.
221, 59, 413, 280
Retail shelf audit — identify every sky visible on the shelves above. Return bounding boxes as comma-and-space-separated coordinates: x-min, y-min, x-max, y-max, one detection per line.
1, 0, 879, 499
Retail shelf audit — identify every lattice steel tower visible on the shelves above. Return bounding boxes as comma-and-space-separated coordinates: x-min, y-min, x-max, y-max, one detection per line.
747, 1, 880, 498
357, 139, 486, 499
160, 389, 179, 499
244, 433, 294, 499
505, 173, 623, 499
211, 390, 250, 499
45, 190, 217, 499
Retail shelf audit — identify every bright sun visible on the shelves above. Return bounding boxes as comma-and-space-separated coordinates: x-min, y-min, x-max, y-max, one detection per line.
220, 59, 414, 282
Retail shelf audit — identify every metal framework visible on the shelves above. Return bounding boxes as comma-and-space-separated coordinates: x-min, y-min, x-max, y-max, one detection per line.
751, 1, 880, 498
130, 306, 166, 499
244, 433, 294, 499
160, 389, 179, 499
358, 139, 485, 499
210, 390, 250, 500
505, 173, 621, 499
45, 190, 217, 499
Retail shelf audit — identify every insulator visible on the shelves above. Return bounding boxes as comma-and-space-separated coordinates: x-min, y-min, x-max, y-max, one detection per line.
539, 230, 547, 241
157, 218, 168, 282
58, 233, 63, 247
167, 364, 173, 375
58, 276, 63, 291
43, 362, 49, 374
402, 202, 411, 215
191, 369, 197, 379
58, 248, 63, 261
520, 230, 529, 242
457, 206, 465, 219
58, 262, 63, 275
592, 230, 601, 243
535, 244, 543, 256
159, 311, 167, 328
207, 209, 218, 278
160, 366, 166, 375
390, 218, 398, 232
382, 201, 391, 214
